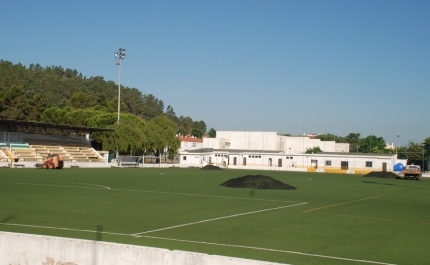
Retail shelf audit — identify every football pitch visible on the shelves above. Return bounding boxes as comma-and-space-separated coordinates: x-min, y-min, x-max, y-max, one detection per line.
1, 168, 429, 265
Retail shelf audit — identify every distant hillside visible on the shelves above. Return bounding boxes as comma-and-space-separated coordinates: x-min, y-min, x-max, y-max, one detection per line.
0, 60, 206, 136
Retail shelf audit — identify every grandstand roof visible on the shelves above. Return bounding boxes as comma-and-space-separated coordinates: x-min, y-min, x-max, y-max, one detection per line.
0, 119, 114, 136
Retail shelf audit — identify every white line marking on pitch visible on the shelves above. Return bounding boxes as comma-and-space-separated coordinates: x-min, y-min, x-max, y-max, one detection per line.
65, 181, 111, 189
113, 188, 300, 203
141, 235, 398, 265
0, 222, 397, 265
132, 202, 308, 236
0, 223, 128, 236
0, 182, 110, 190
0, 181, 298, 203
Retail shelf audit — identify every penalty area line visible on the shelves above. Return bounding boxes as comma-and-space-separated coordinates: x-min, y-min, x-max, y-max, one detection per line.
0, 222, 128, 236
141, 235, 398, 265
112, 188, 300, 203
132, 202, 307, 236
0, 181, 111, 190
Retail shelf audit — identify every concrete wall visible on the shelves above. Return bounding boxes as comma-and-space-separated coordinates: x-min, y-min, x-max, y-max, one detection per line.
205, 132, 349, 154
0, 232, 289, 265
215, 131, 278, 150
277, 136, 349, 153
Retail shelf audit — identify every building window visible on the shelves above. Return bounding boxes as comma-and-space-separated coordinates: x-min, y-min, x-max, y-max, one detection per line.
224, 142, 230, 146
290, 157, 293, 159
286, 157, 289, 159
183, 156, 187, 160
326, 161, 332, 166
192, 143, 196, 147
366, 161, 373, 167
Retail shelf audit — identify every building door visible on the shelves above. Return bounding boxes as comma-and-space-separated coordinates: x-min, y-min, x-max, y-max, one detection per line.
243, 157, 246, 166
233, 157, 237, 165
278, 159, 282, 167
311, 160, 318, 168
269, 158, 272, 167
382, 162, 387, 172
209, 157, 212, 164
341, 161, 348, 170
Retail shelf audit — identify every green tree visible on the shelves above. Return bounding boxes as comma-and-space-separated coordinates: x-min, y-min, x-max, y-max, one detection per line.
345, 133, 361, 152
177, 116, 193, 136
313, 133, 346, 143
401, 141, 425, 161
27, 93, 47, 121
208, 128, 216, 138
423, 137, 430, 160
98, 114, 147, 155
191, 128, 204, 138
0, 85, 29, 120
95, 94, 107, 106
40, 107, 70, 124
193, 120, 207, 133
67, 92, 92, 109
141, 94, 164, 120
305, 146, 323, 154
145, 115, 180, 157
165, 105, 176, 119
106, 97, 129, 114
359, 135, 388, 154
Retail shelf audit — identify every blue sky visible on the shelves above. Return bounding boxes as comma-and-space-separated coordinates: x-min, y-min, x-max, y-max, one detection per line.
1, 0, 429, 145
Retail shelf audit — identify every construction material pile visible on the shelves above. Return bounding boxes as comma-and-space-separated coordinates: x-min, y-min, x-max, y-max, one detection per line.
363, 171, 400, 179
221, 175, 296, 190
201, 165, 223, 170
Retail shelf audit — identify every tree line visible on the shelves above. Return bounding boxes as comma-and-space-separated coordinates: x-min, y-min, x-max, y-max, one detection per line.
303, 132, 430, 161
0, 60, 211, 156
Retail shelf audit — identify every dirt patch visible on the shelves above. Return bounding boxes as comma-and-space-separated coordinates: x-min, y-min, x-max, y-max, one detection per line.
201, 164, 223, 170
363, 171, 401, 179
221, 175, 296, 190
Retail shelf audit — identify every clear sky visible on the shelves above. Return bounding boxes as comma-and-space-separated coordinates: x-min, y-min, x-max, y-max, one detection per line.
2, 0, 429, 145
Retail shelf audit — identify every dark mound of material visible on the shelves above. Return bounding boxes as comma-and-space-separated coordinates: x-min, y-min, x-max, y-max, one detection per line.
363, 171, 400, 179
221, 175, 296, 190
201, 164, 223, 170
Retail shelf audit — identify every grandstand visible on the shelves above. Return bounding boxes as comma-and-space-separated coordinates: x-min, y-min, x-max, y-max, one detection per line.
26, 139, 106, 164
0, 119, 113, 168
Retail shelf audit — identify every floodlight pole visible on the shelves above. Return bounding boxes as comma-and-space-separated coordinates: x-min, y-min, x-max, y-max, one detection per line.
114, 48, 126, 164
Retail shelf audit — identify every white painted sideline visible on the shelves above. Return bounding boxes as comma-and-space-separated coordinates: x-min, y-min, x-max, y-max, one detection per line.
0, 231, 290, 265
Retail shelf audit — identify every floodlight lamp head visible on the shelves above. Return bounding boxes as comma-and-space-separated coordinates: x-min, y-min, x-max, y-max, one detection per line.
114, 52, 118, 57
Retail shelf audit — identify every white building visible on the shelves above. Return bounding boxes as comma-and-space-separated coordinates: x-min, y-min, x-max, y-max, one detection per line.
179, 131, 400, 174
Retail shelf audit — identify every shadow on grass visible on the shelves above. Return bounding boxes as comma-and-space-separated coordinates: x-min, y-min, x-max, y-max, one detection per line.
361, 180, 430, 190
96, 225, 102, 241
0, 215, 15, 224
362, 181, 394, 186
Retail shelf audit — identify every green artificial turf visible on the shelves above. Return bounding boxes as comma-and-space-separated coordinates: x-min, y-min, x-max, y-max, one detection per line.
1, 168, 429, 265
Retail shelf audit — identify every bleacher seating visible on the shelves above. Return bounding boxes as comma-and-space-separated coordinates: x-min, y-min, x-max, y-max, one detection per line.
11, 147, 44, 162
25, 138, 106, 163
0, 149, 9, 162
1, 148, 17, 161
